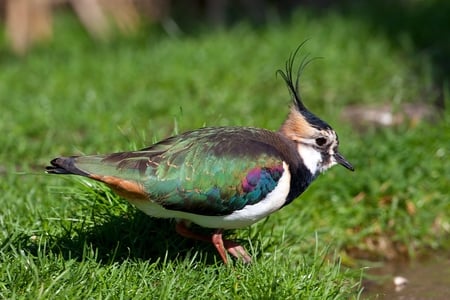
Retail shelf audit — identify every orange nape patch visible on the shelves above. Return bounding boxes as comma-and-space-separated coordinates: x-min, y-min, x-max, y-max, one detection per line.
279, 106, 316, 140
89, 174, 148, 200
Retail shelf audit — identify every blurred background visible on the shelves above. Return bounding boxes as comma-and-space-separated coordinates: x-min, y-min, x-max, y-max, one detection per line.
0, 0, 448, 298
1, 0, 448, 116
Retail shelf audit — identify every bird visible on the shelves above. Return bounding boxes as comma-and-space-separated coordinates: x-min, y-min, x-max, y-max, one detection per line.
46, 46, 354, 264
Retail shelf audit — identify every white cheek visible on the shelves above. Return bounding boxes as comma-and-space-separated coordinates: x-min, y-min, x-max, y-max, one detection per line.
297, 145, 321, 174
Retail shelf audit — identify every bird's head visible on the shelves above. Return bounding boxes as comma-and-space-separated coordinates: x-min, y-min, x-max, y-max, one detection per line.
278, 45, 354, 176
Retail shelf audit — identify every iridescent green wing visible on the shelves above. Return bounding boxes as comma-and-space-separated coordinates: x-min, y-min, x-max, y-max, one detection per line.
73, 127, 290, 216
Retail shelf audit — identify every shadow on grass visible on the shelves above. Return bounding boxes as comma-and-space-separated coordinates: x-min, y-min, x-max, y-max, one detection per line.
4, 211, 253, 266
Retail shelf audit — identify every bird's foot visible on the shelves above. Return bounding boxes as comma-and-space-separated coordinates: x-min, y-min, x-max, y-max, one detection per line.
175, 222, 252, 264
212, 230, 252, 264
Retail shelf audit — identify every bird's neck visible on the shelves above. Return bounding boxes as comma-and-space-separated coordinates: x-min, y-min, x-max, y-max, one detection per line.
283, 162, 315, 207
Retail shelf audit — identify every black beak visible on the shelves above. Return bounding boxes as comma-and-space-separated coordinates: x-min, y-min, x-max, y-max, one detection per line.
334, 152, 354, 171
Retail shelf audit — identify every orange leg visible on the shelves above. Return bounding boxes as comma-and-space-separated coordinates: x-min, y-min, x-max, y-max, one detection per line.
175, 222, 252, 264
175, 221, 210, 242
212, 229, 252, 264
211, 229, 228, 263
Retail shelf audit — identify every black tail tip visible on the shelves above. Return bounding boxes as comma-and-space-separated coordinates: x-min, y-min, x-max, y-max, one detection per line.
45, 156, 88, 176
46, 157, 71, 174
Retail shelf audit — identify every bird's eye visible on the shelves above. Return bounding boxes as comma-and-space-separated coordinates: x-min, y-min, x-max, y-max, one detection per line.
315, 137, 327, 146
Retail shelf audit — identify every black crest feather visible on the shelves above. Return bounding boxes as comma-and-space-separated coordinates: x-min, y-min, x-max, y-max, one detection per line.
276, 41, 318, 112
277, 43, 331, 130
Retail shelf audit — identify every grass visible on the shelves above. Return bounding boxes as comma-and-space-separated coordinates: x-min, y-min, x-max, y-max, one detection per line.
0, 6, 449, 299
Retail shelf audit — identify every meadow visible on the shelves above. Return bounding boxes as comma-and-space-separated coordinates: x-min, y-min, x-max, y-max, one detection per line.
0, 5, 448, 299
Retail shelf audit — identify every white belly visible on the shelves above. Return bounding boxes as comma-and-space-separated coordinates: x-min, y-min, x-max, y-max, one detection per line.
130, 162, 291, 229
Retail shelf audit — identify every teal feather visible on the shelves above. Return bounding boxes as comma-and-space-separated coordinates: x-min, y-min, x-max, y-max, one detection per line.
60, 127, 295, 216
